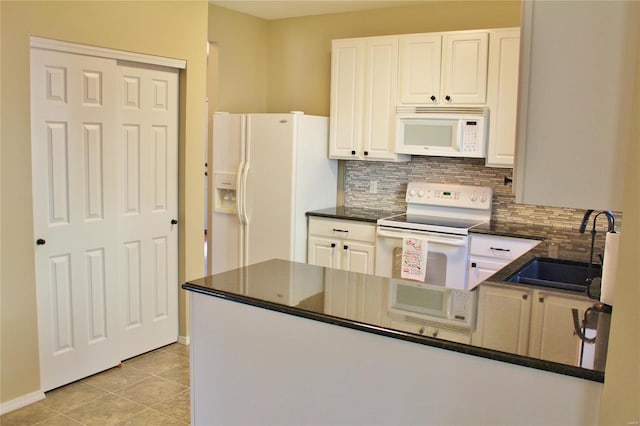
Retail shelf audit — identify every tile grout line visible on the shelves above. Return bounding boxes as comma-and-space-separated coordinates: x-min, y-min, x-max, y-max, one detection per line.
2, 344, 190, 426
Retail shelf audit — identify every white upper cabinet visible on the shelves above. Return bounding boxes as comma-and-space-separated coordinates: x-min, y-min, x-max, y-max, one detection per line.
486, 28, 520, 168
398, 31, 489, 106
398, 34, 442, 105
330, 37, 409, 161
441, 32, 489, 105
329, 38, 365, 159
514, 0, 637, 210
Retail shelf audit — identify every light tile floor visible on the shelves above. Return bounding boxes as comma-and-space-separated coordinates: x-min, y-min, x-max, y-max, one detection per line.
1, 343, 190, 425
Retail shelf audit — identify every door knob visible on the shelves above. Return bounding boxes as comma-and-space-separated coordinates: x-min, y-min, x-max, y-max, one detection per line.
36, 238, 46, 245
170, 219, 178, 225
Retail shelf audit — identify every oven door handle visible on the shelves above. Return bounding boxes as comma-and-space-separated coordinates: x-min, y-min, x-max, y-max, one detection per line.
376, 229, 467, 247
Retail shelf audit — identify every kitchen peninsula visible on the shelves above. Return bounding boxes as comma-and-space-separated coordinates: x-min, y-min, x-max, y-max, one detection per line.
184, 259, 602, 425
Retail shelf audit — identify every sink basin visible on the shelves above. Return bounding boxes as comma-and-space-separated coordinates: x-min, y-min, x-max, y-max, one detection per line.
505, 257, 601, 293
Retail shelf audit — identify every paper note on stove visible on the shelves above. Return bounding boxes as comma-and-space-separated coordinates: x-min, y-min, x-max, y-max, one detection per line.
401, 236, 428, 282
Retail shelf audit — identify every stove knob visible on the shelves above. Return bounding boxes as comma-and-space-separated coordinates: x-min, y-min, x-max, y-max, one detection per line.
480, 193, 488, 203
417, 190, 425, 197
409, 189, 416, 197
470, 192, 478, 202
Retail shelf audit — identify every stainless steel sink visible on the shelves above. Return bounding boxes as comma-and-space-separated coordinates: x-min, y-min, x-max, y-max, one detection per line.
505, 257, 601, 293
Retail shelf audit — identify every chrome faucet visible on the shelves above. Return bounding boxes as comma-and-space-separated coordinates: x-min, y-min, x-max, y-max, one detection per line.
579, 210, 616, 299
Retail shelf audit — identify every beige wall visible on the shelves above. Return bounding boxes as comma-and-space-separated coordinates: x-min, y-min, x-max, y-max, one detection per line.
599, 6, 640, 423
0, 0, 207, 404
208, 5, 269, 113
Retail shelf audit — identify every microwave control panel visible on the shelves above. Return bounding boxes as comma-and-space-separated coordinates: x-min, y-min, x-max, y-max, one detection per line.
462, 121, 481, 153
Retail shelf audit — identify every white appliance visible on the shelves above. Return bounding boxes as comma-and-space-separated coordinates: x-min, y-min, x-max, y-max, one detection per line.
211, 112, 338, 274
388, 280, 476, 330
375, 182, 493, 291
395, 107, 488, 158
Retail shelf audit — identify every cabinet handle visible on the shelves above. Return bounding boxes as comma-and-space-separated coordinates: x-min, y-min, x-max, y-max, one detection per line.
343, 245, 349, 250
490, 247, 511, 252
539, 297, 545, 303
363, 151, 369, 156
471, 262, 477, 268
430, 95, 436, 102
330, 243, 336, 248
351, 150, 356, 155
522, 294, 528, 300
432, 330, 439, 338
418, 327, 425, 335
445, 95, 451, 101
170, 219, 178, 225
36, 238, 46, 245
332, 228, 348, 233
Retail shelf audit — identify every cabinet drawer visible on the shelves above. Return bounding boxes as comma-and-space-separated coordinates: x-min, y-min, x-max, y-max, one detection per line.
308, 217, 376, 242
470, 234, 539, 260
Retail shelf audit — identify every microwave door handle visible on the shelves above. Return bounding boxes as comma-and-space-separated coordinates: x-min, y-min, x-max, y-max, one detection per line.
376, 230, 467, 247
456, 120, 464, 152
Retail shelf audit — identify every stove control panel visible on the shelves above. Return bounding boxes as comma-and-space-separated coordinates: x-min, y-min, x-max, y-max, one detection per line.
406, 182, 493, 210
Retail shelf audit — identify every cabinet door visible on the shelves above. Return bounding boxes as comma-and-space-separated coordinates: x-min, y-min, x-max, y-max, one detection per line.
528, 292, 594, 366
324, 271, 359, 320
472, 285, 532, 355
486, 28, 520, 168
355, 277, 385, 324
329, 38, 365, 159
362, 37, 399, 161
342, 241, 375, 274
441, 32, 488, 104
468, 258, 508, 290
308, 236, 340, 269
398, 34, 442, 105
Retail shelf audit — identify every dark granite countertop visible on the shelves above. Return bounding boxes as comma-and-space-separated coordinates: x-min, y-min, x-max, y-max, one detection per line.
183, 259, 604, 383
306, 206, 397, 223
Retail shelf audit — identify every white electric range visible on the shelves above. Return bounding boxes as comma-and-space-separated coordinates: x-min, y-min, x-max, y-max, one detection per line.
376, 182, 493, 332
375, 182, 493, 289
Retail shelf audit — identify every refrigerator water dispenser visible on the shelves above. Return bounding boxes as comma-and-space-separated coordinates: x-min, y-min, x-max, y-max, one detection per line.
214, 172, 237, 214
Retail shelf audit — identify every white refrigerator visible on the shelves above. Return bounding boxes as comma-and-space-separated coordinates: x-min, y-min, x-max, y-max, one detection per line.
211, 112, 338, 274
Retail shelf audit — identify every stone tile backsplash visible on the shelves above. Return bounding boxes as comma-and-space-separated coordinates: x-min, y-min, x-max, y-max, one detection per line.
343, 156, 623, 262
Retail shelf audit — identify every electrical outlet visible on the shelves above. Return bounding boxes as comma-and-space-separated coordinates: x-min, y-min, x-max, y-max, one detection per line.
369, 180, 378, 194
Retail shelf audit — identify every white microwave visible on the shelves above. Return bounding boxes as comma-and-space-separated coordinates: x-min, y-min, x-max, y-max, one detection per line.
388, 279, 477, 330
395, 107, 488, 158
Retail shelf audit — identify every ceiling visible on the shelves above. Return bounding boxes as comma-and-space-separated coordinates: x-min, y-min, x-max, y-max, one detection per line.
208, 0, 431, 20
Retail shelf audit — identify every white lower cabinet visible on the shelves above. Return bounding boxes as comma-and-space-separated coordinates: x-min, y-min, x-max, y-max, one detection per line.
468, 234, 540, 289
472, 285, 532, 355
308, 217, 378, 320
528, 292, 594, 365
473, 284, 597, 366
324, 273, 385, 322
307, 217, 376, 274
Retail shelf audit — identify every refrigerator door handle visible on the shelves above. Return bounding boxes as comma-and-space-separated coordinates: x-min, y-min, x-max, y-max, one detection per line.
240, 159, 250, 226
235, 161, 244, 223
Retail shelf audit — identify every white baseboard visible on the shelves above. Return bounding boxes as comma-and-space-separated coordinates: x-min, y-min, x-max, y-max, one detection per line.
0, 390, 46, 415
178, 335, 190, 345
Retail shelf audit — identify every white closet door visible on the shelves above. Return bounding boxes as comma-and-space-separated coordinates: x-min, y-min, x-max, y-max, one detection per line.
31, 48, 121, 391
116, 62, 179, 360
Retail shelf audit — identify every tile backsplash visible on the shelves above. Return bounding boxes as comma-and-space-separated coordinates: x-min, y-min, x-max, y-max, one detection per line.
343, 156, 623, 261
